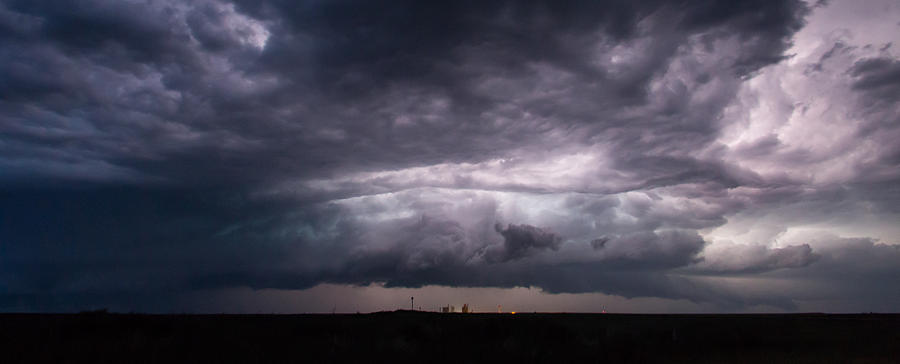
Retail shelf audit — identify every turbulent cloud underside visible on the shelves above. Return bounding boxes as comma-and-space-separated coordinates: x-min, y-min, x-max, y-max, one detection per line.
1, 0, 899, 312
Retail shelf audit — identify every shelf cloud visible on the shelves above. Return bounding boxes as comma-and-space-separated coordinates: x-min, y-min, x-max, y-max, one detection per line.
1, 0, 898, 313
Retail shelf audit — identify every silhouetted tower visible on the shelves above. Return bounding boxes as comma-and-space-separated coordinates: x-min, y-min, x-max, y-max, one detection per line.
411, 296, 414, 310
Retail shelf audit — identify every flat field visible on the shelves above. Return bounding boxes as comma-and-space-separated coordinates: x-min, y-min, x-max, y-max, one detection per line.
1, 312, 898, 363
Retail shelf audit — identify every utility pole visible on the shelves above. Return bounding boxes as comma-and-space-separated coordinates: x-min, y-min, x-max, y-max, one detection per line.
411, 296, 414, 311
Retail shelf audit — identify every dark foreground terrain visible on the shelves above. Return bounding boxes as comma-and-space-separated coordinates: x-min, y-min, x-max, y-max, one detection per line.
1, 311, 898, 363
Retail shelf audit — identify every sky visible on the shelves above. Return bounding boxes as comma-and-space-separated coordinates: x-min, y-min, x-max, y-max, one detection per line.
1, 0, 899, 313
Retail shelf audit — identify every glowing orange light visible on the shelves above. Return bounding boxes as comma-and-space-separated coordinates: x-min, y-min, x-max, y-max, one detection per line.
511, 311, 516, 314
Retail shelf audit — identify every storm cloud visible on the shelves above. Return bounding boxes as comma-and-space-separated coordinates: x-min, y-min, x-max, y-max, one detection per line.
1, 0, 899, 313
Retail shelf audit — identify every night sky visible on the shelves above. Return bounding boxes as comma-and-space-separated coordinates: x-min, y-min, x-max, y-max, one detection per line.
1, 0, 899, 313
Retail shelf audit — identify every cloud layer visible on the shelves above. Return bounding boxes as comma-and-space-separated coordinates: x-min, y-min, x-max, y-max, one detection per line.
1, 0, 898, 312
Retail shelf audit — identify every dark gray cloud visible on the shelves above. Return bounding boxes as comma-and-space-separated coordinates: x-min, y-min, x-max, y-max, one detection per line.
487, 223, 562, 263
0, 0, 809, 188
589, 231, 706, 268
730, 235, 900, 312
850, 57, 900, 106
1, 0, 898, 313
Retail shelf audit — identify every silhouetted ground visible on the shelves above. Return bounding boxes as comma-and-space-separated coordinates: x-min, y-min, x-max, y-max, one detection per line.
1, 311, 898, 363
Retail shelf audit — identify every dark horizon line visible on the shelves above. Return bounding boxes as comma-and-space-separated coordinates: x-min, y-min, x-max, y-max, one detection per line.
3, 310, 898, 316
